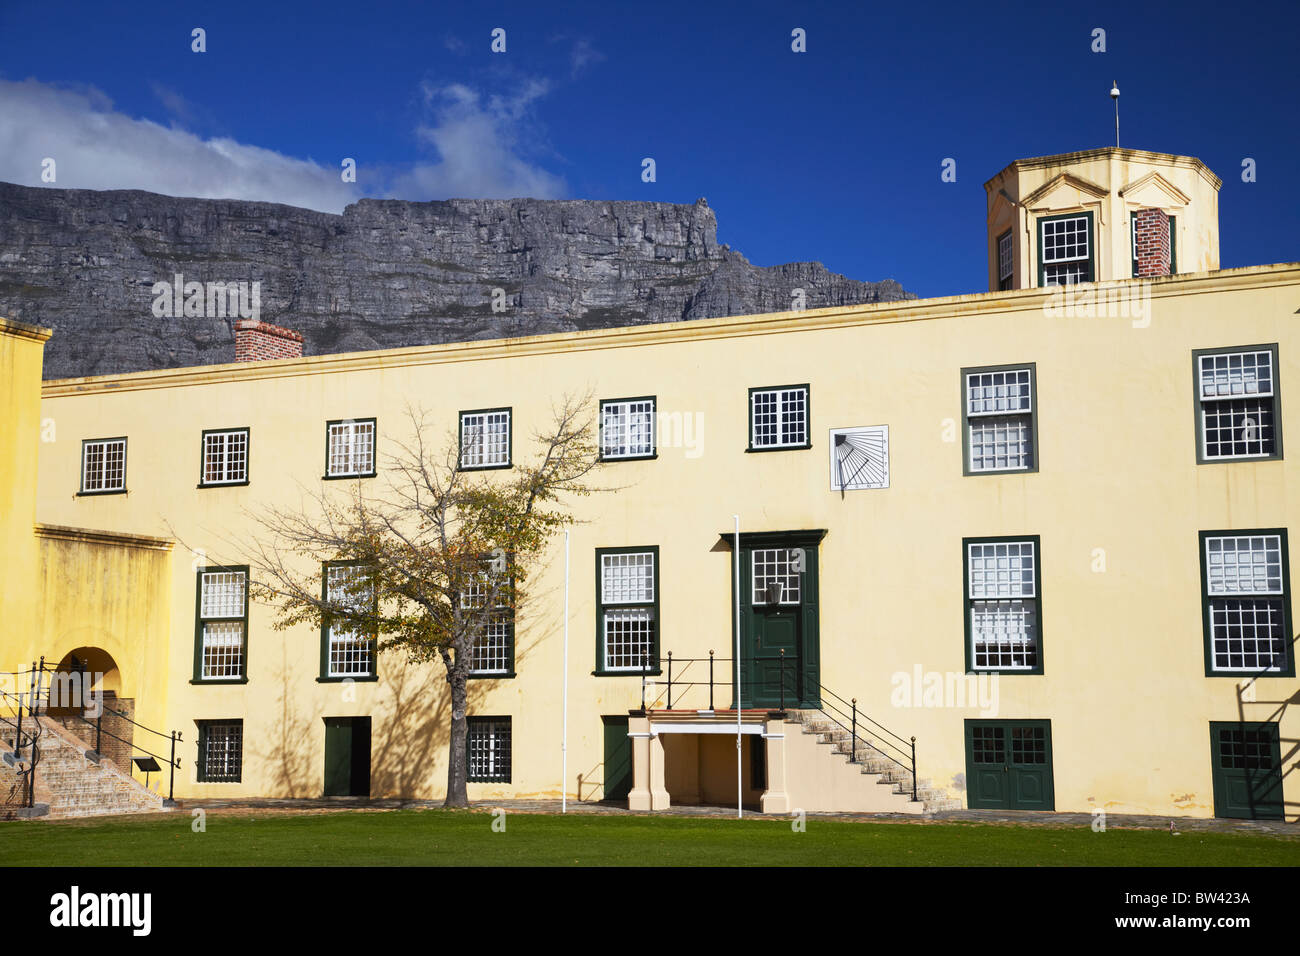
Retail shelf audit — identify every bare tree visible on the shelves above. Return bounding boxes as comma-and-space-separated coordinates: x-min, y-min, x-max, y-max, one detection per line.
247, 395, 605, 807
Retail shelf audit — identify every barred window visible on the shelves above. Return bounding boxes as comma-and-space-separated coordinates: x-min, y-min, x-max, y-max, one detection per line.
600, 398, 656, 460
997, 230, 1013, 290
598, 549, 658, 672
326, 419, 375, 477
1039, 214, 1093, 286
195, 568, 247, 681
752, 548, 801, 605
965, 366, 1035, 473
81, 438, 127, 493
1202, 532, 1290, 675
324, 563, 375, 678
966, 539, 1041, 672
750, 386, 809, 450
197, 720, 242, 783
1195, 347, 1281, 461
460, 409, 511, 469
467, 717, 511, 783
201, 429, 249, 485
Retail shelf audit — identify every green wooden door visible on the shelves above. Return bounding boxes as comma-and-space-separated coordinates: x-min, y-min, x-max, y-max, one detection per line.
1210, 722, 1283, 819
964, 720, 1055, 810
602, 716, 632, 802
323, 717, 371, 797
734, 534, 821, 709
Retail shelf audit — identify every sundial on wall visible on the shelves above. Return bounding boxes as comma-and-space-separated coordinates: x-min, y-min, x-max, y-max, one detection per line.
829, 425, 889, 492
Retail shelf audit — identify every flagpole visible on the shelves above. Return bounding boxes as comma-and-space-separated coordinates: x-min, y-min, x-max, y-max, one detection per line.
562, 530, 570, 814
733, 514, 742, 819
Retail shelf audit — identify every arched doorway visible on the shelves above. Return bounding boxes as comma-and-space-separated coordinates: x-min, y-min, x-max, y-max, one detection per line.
46, 648, 134, 772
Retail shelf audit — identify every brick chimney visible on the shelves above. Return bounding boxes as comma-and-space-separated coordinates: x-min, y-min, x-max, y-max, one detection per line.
233, 319, 303, 362
1133, 207, 1171, 278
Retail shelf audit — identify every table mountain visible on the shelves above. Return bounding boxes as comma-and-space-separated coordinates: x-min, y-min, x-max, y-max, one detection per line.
0, 181, 912, 380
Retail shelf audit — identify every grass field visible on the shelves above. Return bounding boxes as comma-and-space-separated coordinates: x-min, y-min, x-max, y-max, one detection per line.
1, 810, 1297, 866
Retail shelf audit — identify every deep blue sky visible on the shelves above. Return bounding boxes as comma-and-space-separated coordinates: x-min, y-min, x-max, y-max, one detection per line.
1, 0, 1296, 298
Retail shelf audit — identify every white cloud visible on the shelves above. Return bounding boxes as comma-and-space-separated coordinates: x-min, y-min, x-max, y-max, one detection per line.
0, 77, 566, 212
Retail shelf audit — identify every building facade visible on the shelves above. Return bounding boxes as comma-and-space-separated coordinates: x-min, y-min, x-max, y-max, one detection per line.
3, 148, 1297, 820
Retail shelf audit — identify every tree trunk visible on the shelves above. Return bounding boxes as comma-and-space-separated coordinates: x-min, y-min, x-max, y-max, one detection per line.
444, 668, 469, 808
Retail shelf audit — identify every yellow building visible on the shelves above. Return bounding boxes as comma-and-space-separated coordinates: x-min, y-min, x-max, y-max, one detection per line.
4, 147, 1297, 821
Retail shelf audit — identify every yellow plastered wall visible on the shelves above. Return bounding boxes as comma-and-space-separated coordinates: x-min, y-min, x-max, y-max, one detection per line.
20, 262, 1300, 818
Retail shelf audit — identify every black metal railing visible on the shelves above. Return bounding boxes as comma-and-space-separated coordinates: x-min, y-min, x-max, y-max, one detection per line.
21, 657, 183, 805
1, 675, 41, 809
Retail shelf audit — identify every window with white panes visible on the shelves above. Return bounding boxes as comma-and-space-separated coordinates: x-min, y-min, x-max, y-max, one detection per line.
997, 230, 1014, 290
462, 563, 514, 676
326, 419, 375, 477
965, 538, 1041, 672
964, 365, 1035, 473
1194, 347, 1281, 462
467, 717, 511, 782
752, 548, 801, 605
195, 568, 248, 681
80, 438, 127, 493
600, 397, 656, 460
1038, 214, 1093, 286
196, 720, 243, 783
460, 409, 511, 469
323, 563, 375, 678
596, 548, 658, 672
750, 386, 810, 450
200, 428, 249, 485
1201, 532, 1291, 675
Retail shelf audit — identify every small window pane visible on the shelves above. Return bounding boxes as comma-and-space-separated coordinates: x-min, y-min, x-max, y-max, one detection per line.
751, 387, 808, 448
82, 439, 126, 492
602, 400, 655, 458
601, 552, 655, 603
1205, 535, 1284, 595
327, 420, 375, 476
203, 430, 248, 484
461, 411, 510, 467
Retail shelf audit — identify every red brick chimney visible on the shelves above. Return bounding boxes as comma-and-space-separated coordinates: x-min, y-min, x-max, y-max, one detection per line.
1133, 207, 1171, 278
233, 319, 303, 362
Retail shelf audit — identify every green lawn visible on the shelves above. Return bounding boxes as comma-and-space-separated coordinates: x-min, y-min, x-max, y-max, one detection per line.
1, 810, 1296, 866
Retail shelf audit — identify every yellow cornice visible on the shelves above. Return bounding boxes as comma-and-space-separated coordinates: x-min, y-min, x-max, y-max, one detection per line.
985, 147, 1223, 192
40, 263, 1300, 398
0, 316, 54, 343
35, 523, 175, 552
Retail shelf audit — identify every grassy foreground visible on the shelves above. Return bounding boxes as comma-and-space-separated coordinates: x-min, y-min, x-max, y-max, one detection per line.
1, 810, 1295, 866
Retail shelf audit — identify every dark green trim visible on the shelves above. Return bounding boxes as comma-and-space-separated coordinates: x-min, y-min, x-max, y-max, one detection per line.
457, 406, 513, 471
77, 436, 128, 496
198, 426, 251, 487
466, 715, 512, 783
319, 559, 379, 681
322, 417, 377, 480
960, 363, 1039, 476
1036, 210, 1095, 287
1208, 720, 1284, 819
1198, 528, 1295, 678
1130, 212, 1177, 277
194, 718, 243, 783
963, 719, 1055, 810
1191, 344, 1283, 464
962, 535, 1044, 675
192, 564, 251, 684
746, 384, 812, 452
467, 556, 517, 679
594, 545, 661, 676
995, 228, 1013, 290
598, 395, 658, 462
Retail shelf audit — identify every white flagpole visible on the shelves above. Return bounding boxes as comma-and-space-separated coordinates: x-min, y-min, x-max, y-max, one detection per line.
562, 530, 570, 814
733, 514, 742, 819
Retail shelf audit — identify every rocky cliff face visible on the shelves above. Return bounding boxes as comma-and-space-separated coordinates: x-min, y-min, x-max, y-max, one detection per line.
0, 182, 912, 379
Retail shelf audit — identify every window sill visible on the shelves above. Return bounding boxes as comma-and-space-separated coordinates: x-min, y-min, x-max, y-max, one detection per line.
76, 489, 128, 497
189, 678, 250, 685
197, 480, 250, 488
592, 669, 663, 678
745, 444, 812, 454
322, 472, 377, 481
316, 675, 379, 683
457, 463, 513, 472
599, 453, 658, 463
468, 671, 516, 680
1205, 668, 1296, 679
963, 467, 1039, 477
967, 668, 1043, 677
1197, 455, 1284, 465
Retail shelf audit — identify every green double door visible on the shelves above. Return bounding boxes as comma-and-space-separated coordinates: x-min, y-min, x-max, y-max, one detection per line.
733, 532, 822, 710
323, 716, 372, 797
964, 720, 1055, 810
1210, 722, 1283, 819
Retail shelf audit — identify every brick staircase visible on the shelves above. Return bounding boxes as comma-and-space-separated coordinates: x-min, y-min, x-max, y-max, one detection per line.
786, 710, 963, 813
2, 718, 175, 820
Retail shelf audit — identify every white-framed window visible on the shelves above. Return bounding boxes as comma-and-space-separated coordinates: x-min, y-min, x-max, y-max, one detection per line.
196, 720, 243, 783
997, 230, 1014, 290
966, 539, 1041, 672
1195, 347, 1281, 461
201, 428, 249, 485
462, 564, 513, 676
964, 366, 1035, 473
326, 419, 375, 477
600, 397, 656, 460
1202, 532, 1290, 675
467, 717, 511, 783
80, 438, 127, 493
460, 409, 511, 469
1039, 214, 1093, 286
752, 548, 801, 605
197, 568, 247, 680
324, 563, 374, 678
750, 385, 809, 450
597, 549, 657, 672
